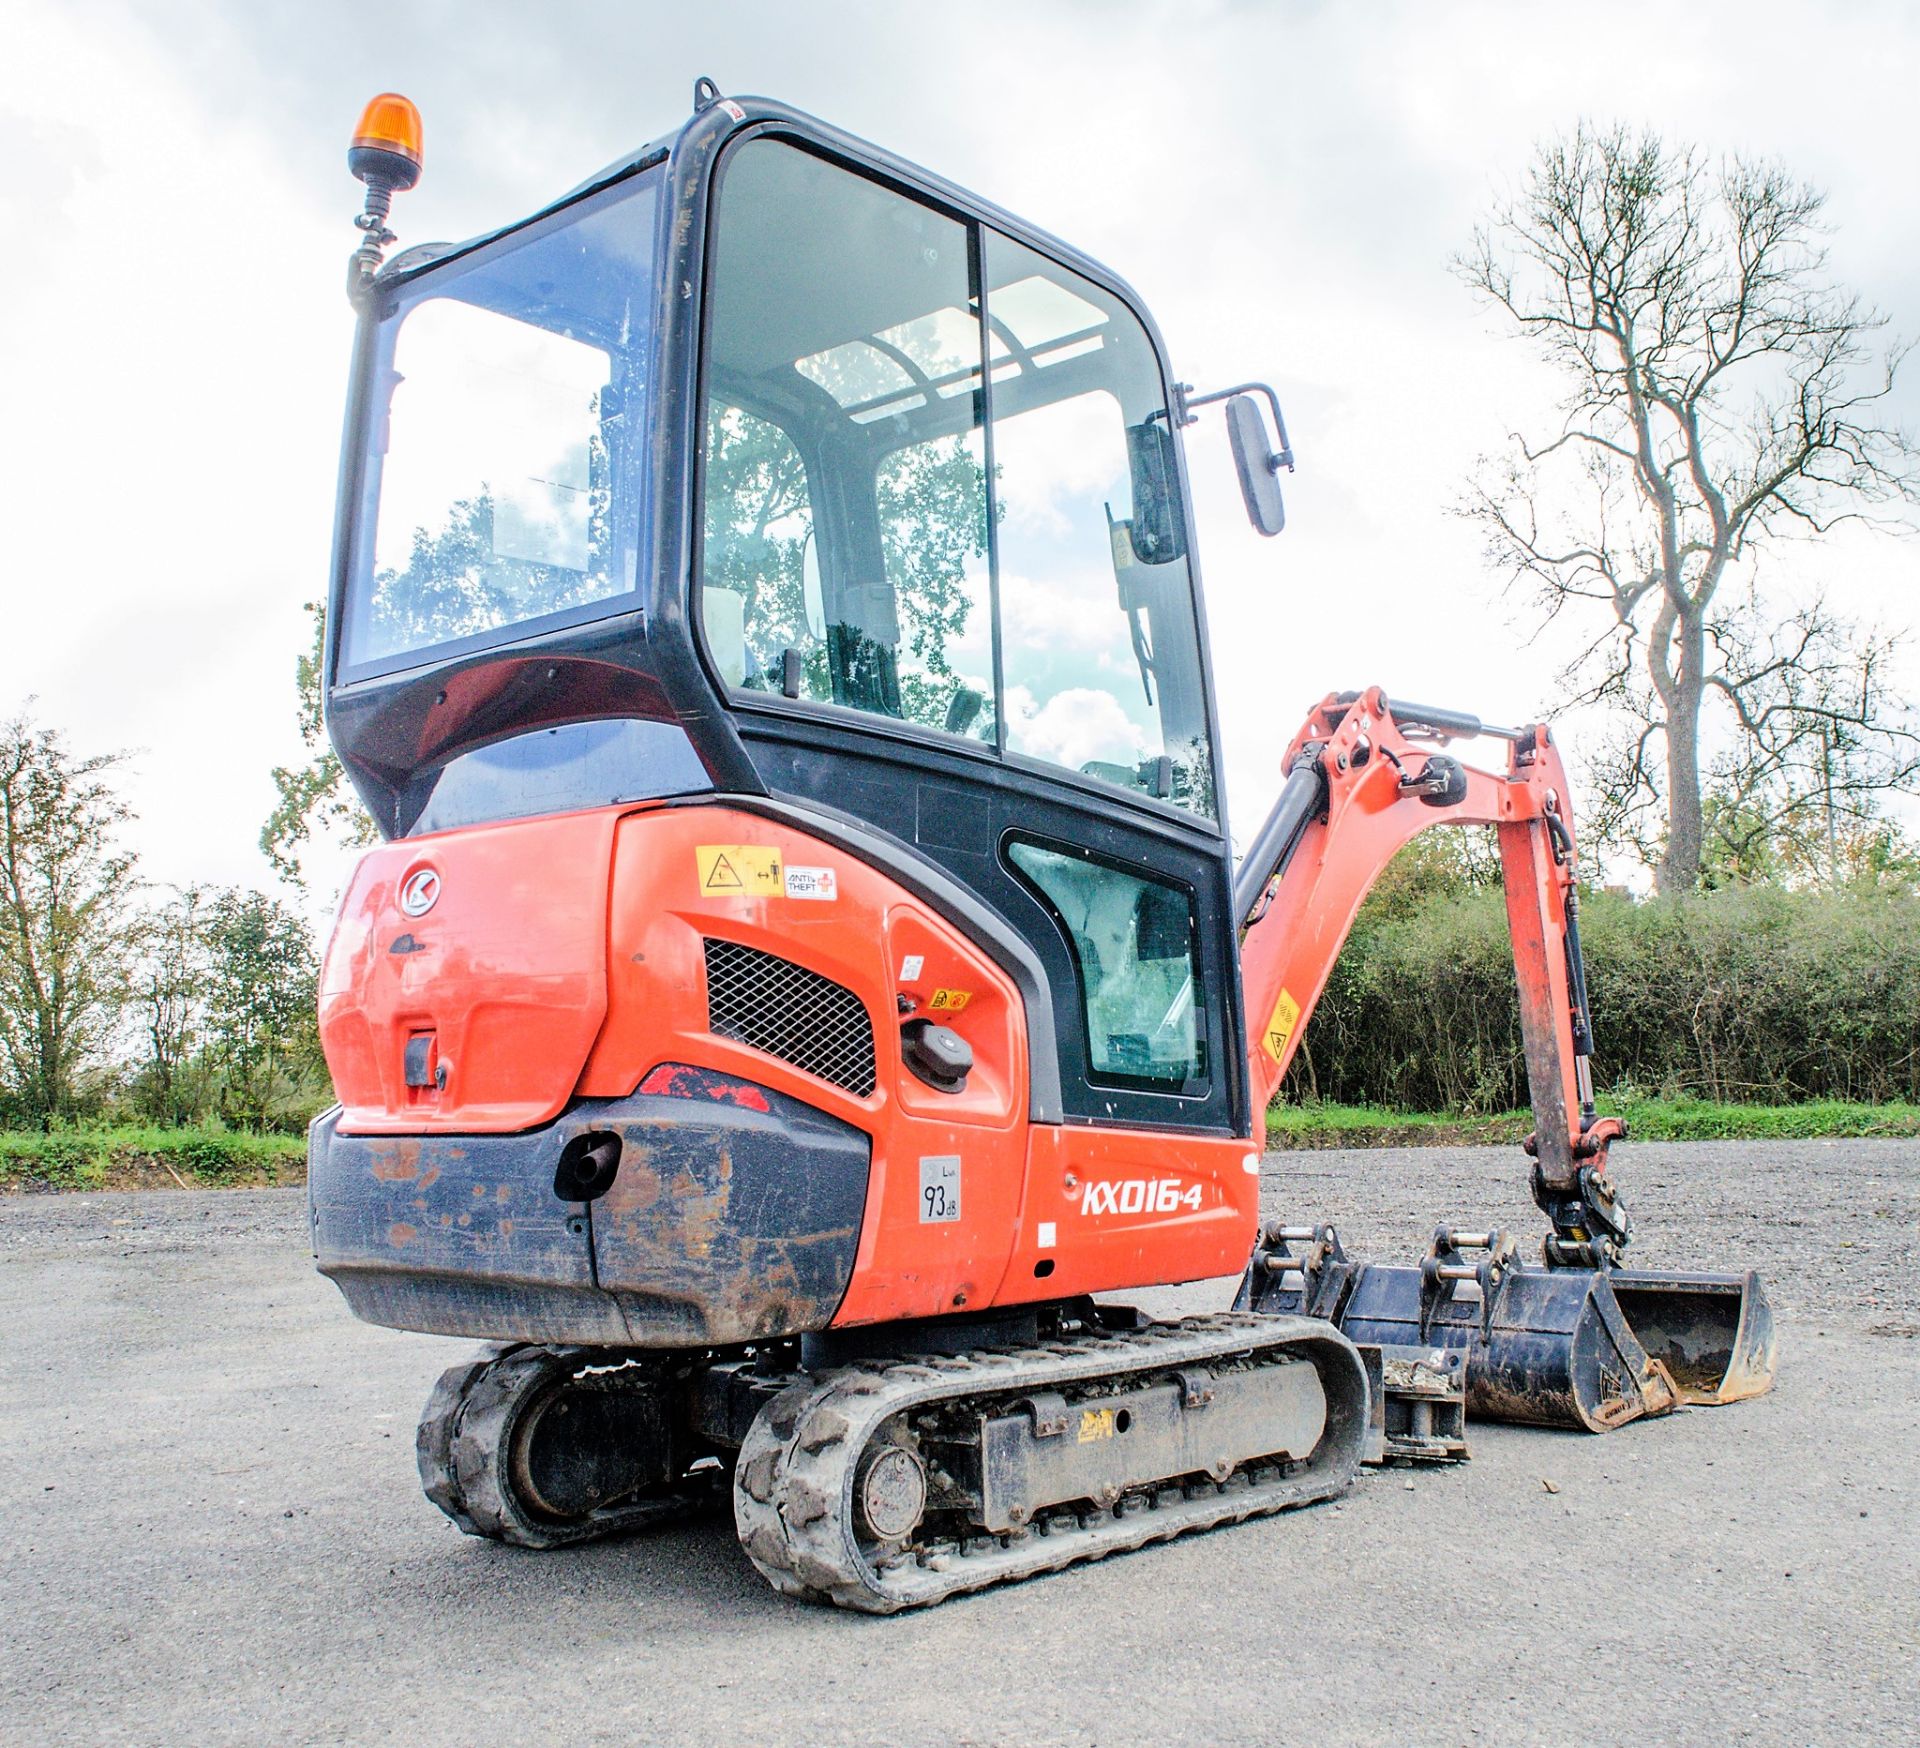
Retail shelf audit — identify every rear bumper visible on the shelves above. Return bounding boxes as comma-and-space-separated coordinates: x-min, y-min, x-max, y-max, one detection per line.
308, 1078, 871, 1348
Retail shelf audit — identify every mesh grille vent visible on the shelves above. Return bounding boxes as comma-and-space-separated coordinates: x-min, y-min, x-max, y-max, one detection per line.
702, 938, 877, 1097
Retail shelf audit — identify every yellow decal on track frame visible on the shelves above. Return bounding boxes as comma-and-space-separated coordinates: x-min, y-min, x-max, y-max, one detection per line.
1077, 1408, 1116, 1443
695, 845, 783, 897
1262, 988, 1302, 1062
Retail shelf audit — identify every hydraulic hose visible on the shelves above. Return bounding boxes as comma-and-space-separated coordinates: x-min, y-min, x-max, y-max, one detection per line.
1235, 755, 1328, 925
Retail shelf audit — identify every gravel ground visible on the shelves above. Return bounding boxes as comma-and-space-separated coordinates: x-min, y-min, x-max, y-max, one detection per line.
1263, 1137, 1920, 1330
1, 1140, 1914, 1747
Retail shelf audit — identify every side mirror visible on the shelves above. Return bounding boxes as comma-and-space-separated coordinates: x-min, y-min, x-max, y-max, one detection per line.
1226, 394, 1287, 537
1124, 420, 1188, 565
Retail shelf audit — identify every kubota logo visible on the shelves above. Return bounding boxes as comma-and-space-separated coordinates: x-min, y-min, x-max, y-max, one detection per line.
398, 867, 441, 918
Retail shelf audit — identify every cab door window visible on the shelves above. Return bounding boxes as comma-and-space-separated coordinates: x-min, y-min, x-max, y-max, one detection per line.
696, 138, 1213, 817
1007, 839, 1206, 1094
983, 230, 1214, 819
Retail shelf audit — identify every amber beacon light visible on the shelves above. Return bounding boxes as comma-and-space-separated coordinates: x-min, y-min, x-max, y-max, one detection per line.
347, 93, 423, 294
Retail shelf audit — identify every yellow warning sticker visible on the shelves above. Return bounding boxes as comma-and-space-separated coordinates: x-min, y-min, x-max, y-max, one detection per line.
1077, 1407, 1116, 1444
1262, 988, 1302, 1062
695, 845, 783, 897
928, 987, 973, 1012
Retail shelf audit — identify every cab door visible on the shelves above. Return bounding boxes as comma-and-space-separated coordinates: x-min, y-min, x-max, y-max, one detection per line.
692, 133, 1250, 1280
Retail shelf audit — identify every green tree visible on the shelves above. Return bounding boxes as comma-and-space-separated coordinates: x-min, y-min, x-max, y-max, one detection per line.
128, 885, 217, 1125
703, 404, 990, 729
0, 708, 141, 1125
361, 480, 617, 657
261, 602, 378, 885
1702, 782, 1920, 892
879, 434, 993, 728
702, 405, 816, 680
1352, 827, 1503, 923
202, 888, 323, 1131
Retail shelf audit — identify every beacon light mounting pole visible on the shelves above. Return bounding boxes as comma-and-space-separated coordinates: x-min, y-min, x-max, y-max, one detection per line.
346, 93, 423, 300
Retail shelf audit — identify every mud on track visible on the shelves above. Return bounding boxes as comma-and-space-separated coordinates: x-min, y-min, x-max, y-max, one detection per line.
1, 1139, 1915, 1747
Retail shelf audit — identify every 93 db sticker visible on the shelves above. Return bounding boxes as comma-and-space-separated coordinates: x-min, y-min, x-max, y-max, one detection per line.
919, 1155, 961, 1223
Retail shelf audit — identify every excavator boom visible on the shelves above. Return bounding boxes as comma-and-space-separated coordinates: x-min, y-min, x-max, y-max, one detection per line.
1233, 687, 1775, 1429
1236, 686, 1616, 1249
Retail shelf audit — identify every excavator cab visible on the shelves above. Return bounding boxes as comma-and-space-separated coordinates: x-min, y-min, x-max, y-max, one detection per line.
326, 92, 1257, 1142
309, 84, 1773, 1611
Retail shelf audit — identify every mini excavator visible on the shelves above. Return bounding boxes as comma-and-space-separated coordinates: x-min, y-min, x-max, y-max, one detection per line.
309, 84, 1776, 1611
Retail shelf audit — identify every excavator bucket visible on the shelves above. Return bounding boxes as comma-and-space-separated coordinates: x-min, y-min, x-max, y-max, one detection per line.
1607, 1267, 1778, 1407
1336, 1252, 1778, 1434
1244, 1223, 1778, 1435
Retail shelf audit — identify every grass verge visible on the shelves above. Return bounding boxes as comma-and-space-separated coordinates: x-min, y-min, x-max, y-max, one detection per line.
1267, 1095, 1920, 1149
0, 1126, 307, 1193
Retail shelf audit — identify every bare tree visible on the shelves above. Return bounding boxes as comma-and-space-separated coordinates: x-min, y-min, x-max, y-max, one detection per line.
1459, 124, 1918, 890
0, 708, 141, 1124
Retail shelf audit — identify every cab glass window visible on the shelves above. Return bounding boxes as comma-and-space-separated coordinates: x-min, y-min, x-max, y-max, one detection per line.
1007, 840, 1206, 1092
984, 231, 1214, 818
696, 138, 1213, 816
699, 140, 993, 733
346, 176, 657, 673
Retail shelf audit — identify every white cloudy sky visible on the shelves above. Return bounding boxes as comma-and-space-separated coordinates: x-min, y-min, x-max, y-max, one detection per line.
3, 0, 1915, 912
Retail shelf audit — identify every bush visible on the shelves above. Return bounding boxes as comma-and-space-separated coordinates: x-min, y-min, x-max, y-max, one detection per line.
0, 1125, 305, 1190
1283, 885, 1920, 1111
0, 1132, 101, 1189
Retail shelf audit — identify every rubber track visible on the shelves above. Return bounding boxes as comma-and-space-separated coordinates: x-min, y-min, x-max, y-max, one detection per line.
417, 1343, 518, 1535
417, 1343, 722, 1549
732, 1311, 1365, 1612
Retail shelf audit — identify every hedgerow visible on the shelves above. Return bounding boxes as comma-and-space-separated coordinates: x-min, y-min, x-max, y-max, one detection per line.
1281, 886, 1920, 1111
0, 1126, 305, 1191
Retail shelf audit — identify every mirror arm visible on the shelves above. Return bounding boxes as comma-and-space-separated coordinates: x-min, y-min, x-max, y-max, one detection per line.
1171, 380, 1295, 471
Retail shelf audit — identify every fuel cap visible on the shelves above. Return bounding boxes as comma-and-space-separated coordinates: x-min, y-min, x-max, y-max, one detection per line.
900, 1018, 971, 1093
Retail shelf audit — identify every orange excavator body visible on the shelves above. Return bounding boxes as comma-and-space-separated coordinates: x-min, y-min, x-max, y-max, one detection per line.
322, 799, 1258, 1334
313, 686, 1619, 1353
307, 83, 1774, 1610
